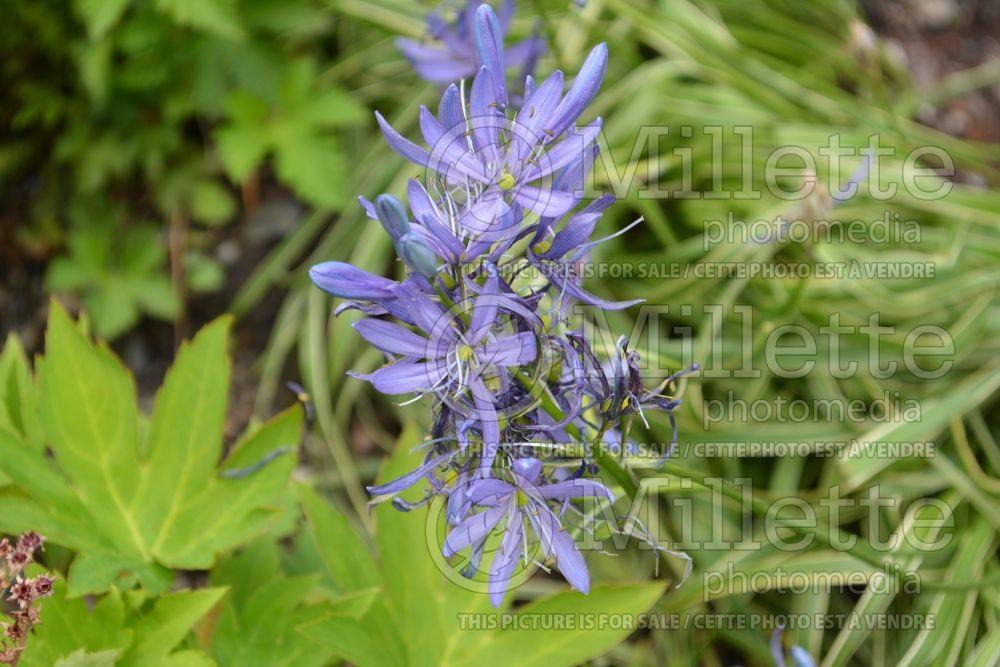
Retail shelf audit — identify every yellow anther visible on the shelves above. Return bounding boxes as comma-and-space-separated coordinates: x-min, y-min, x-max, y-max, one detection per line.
498, 171, 516, 191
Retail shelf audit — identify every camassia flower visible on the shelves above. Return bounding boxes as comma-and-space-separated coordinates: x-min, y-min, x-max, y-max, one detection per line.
352, 279, 537, 474
443, 457, 613, 607
378, 26, 608, 219
310, 2, 696, 607
396, 1, 543, 85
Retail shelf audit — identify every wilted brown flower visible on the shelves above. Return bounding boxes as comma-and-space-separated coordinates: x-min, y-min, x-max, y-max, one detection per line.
10, 607, 39, 627
2, 623, 24, 643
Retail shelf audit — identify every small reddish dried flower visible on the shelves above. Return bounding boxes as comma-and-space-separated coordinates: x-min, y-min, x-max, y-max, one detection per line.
7, 579, 32, 608
6, 551, 29, 569
15, 533, 42, 554
31, 575, 53, 598
0, 533, 52, 664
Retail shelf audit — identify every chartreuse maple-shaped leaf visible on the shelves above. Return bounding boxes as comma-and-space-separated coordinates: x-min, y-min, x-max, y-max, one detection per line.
205, 537, 337, 667
0, 300, 301, 596
0, 334, 44, 489
0, 333, 44, 453
19, 578, 224, 667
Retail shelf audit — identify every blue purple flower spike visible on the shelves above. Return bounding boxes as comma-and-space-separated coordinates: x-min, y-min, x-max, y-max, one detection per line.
311, 2, 695, 607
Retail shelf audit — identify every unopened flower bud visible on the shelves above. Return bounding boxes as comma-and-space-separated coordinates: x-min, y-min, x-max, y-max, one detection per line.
397, 233, 439, 279
375, 194, 410, 242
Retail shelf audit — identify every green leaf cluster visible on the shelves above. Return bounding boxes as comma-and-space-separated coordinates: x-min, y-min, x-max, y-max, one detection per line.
0, 302, 300, 596
2, 0, 364, 338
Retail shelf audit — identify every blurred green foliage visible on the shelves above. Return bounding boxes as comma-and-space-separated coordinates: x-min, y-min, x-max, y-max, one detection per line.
1, 0, 363, 338
0, 304, 302, 596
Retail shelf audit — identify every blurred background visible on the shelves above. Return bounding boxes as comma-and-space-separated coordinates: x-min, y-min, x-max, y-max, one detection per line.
2, 0, 999, 664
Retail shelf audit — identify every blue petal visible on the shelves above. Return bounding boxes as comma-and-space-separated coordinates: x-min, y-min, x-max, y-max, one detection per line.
488, 508, 523, 607
358, 195, 377, 219
478, 332, 537, 366
522, 118, 603, 182
789, 647, 817, 667
512, 457, 543, 484
546, 43, 607, 141
540, 263, 644, 310
412, 59, 477, 83
523, 74, 536, 101
310, 261, 397, 300
470, 376, 501, 475
374, 194, 410, 242
513, 70, 564, 161
443, 503, 508, 558
551, 144, 600, 201
466, 478, 515, 505
529, 503, 589, 594
353, 319, 430, 357
549, 519, 589, 593
513, 186, 576, 217
495, 292, 543, 328
397, 232, 441, 279
538, 478, 614, 502
438, 84, 466, 136
446, 471, 472, 525
364, 359, 449, 394
407, 179, 442, 224
367, 449, 455, 496
459, 193, 513, 240
419, 107, 490, 183
771, 625, 788, 667
390, 283, 459, 344
473, 4, 508, 106
468, 271, 500, 342
396, 38, 456, 64
469, 66, 503, 163
376, 111, 432, 167
545, 211, 601, 260
406, 181, 464, 260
